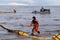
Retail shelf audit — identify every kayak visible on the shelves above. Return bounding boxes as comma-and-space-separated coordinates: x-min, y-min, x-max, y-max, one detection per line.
52, 34, 60, 40
0, 25, 51, 40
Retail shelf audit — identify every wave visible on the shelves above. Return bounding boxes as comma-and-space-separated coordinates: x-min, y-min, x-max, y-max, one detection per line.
40, 24, 60, 26
45, 30, 60, 35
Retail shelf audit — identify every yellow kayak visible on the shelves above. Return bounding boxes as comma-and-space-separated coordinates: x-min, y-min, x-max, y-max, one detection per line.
52, 34, 60, 40
18, 31, 51, 40
0, 25, 60, 40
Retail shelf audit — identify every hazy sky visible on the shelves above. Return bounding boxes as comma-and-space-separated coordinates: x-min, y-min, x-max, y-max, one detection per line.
0, 0, 60, 6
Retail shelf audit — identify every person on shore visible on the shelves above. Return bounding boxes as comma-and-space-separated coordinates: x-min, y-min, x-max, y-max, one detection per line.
29, 16, 40, 35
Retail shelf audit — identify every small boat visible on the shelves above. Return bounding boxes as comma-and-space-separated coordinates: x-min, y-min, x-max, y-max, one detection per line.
32, 7, 50, 14
0, 9, 16, 14
40, 8, 50, 14
32, 10, 40, 14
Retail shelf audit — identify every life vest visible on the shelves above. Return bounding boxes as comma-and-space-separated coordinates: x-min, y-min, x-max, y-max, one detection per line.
32, 20, 39, 27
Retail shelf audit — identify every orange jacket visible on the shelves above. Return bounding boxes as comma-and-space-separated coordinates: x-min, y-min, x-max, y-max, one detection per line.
30, 19, 39, 27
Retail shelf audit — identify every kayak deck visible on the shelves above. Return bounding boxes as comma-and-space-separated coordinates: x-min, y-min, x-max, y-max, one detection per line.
18, 31, 51, 40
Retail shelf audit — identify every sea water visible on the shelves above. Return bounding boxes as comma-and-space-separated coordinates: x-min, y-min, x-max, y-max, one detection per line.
0, 6, 60, 40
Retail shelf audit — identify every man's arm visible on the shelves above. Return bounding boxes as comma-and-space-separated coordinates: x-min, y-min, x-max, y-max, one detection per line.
29, 21, 33, 27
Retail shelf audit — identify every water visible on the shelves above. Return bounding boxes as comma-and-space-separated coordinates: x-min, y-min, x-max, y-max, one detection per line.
0, 6, 60, 40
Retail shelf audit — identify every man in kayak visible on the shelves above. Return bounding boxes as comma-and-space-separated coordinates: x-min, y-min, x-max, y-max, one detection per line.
29, 16, 40, 35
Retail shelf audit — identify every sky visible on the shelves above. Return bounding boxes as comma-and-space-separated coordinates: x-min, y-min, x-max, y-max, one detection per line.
0, 0, 60, 6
